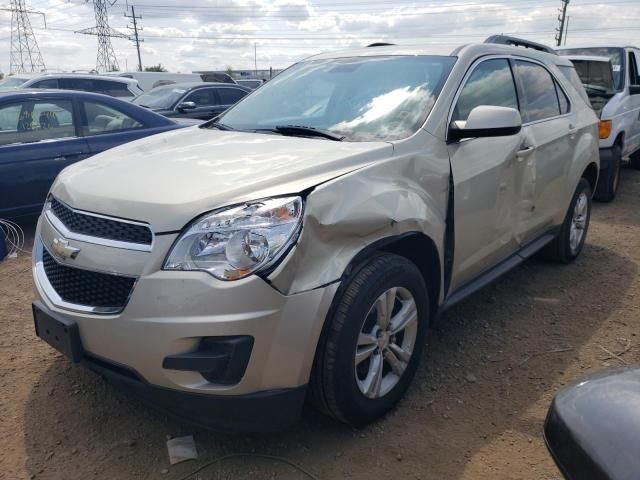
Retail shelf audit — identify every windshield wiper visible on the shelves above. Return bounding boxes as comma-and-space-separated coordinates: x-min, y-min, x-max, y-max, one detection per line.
202, 120, 235, 131
274, 124, 345, 141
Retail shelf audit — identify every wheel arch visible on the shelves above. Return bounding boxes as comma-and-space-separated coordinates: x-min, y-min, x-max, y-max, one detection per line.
581, 162, 599, 193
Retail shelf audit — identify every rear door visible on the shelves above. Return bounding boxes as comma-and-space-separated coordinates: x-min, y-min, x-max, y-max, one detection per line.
79, 99, 159, 155
0, 97, 90, 218
512, 59, 574, 242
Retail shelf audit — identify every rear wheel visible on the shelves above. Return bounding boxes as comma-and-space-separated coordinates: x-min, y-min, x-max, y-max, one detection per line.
544, 178, 592, 263
310, 253, 429, 425
594, 145, 621, 202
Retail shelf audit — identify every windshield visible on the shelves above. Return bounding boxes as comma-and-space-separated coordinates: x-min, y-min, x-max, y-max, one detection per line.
219, 55, 456, 142
0, 77, 29, 88
132, 85, 188, 109
558, 48, 624, 90
571, 60, 615, 93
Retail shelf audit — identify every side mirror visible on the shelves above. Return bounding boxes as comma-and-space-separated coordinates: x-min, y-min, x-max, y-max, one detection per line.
448, 105, 522, 143
629, 85, 640, 95
544, 366, 640, 480
177, 101, 196, 112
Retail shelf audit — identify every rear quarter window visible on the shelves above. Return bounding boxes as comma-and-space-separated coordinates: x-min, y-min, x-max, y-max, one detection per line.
558, 65, 591, 105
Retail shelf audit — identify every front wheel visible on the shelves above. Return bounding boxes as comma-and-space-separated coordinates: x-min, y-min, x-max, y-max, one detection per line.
310, 253, 429, 425
544, 178, 592, 263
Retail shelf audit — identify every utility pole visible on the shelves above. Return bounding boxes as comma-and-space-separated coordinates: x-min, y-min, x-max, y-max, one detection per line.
254, 42, 257, 76
564, 16, 570, 46
77, 0, 128, 72
555, 0, 570, 47
125, 5, 143, 71
7, 0, 46, 73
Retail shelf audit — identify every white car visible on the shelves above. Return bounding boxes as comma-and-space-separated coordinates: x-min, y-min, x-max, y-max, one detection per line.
103, 72, 204, 92
559, 45, 640, 201
32, 36, 599, 432
0, 73, 143, 100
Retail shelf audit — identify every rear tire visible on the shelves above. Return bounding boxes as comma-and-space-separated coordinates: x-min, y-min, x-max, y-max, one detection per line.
544, 178, 592, 264
594, 145, 621, 202
310, 253, 429, 425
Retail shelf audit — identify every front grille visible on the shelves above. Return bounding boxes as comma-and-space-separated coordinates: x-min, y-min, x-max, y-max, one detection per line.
43, 248, 136, 311
50, 198, 152, 246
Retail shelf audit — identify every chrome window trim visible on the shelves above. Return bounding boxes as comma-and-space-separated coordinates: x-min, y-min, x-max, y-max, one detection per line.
34, 238, 138, 315
447, 54, 575, 142
45, 197, 154, 252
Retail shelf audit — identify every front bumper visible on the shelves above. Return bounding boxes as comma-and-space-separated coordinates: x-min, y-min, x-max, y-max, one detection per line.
33, 214, 339, 428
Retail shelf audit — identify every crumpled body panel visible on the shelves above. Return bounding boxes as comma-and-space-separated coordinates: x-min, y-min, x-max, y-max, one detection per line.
270, 130, 451, 297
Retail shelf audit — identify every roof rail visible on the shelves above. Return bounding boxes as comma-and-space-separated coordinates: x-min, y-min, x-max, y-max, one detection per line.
367, 42, 395, 47
484, 35, 557, 55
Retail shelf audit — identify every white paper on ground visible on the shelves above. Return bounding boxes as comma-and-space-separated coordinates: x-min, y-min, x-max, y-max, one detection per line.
167, 435, 198, 465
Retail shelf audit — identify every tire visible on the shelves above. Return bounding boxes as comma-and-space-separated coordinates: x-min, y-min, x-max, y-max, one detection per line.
594, 145, 621, 202
630, 150, 640, 170
544, 178, 592, 263
310, 253, 429, 425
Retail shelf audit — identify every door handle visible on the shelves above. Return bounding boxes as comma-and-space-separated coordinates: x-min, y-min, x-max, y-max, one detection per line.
516, 146, 535, 159
568, 124, 578, 136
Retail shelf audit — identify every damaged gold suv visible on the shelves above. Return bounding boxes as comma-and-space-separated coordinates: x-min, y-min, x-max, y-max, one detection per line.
32, 36, 599, 432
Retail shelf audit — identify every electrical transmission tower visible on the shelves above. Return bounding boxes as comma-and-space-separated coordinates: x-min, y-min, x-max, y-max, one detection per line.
555, 0, 570, 47
77, 0, 127, 72
8, 0, 46, 73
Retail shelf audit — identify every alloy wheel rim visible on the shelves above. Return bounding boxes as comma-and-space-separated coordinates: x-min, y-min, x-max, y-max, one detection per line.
355, 287, 418, 399
569, 192, 588, 254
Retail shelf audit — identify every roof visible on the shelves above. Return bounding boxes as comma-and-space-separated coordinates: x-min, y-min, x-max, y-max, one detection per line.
307, 41, 572, 66
19, 73, 138, 84
0, 89, 125, 100
558, 44, 639, 51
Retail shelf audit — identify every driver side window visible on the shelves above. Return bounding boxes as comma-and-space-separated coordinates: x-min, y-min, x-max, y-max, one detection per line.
453, 59, 519, 122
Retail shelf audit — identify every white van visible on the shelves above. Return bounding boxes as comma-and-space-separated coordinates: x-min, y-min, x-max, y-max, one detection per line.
104, 72, 203, 91
559, 45, 640, 201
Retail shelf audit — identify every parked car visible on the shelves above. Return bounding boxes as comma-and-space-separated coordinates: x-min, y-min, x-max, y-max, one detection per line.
31, 35, 599, 432
0, 90, 185, 219
0, 73, 144, 100
103, 72, 204, 91
236, 78, 266, 90
131, 82, 251, 121
545, 366, 640, 479
198, 72, 237, 84
558, 45, 640, 201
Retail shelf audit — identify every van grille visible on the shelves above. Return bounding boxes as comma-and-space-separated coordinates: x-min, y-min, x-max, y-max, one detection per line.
50, 198, 152, 246
43, 248, 136, 312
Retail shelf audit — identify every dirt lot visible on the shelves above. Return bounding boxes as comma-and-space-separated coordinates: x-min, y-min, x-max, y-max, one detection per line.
2, 169, 640, 480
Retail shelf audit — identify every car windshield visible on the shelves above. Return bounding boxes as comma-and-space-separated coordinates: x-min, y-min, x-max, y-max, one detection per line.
0, 77, 29, 88
132, 85, 188, 109
570, 60, 615, 94
218, 55, 457, 142
558, 48, 624, 90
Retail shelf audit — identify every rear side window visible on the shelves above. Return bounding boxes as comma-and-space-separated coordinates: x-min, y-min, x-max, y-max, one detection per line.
60, 78, 95, 92
217, 87, 248, 105
452, 58, 518, 122
514, 61, 561, 122
558, 66, 590, 104
32, 78, 59, 89
0, 100, 75, 146
629, 52, 640, 86
94, 80, 135, 98
82, 101, 143, 135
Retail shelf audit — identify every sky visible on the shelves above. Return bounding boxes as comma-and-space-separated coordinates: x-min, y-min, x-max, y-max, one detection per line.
0, 0, 639, 75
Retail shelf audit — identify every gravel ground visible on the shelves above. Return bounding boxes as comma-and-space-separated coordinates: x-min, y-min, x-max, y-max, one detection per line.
1, 168, 639, 480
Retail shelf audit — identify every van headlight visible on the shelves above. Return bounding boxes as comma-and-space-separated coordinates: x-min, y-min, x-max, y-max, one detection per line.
164, 196, 303, 280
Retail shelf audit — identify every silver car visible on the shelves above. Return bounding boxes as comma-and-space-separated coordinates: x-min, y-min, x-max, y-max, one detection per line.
32, 35, 599, 432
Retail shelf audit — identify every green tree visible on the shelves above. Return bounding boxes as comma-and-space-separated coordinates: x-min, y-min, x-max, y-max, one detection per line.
225, 65, 233, 77
0, 72, 4, 80
145, 64, 168, 72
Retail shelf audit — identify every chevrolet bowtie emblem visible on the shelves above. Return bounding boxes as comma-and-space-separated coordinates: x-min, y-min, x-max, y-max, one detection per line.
52, 238, 80, 260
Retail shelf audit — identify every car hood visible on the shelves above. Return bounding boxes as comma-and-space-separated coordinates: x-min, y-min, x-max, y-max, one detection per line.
52, 127, 393, 232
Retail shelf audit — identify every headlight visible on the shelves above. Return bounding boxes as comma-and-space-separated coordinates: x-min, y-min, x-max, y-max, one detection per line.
164, 196, 303, 280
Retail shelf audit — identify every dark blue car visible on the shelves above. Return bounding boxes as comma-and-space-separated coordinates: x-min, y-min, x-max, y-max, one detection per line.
0, 90, 185, 219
